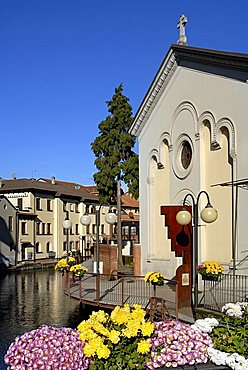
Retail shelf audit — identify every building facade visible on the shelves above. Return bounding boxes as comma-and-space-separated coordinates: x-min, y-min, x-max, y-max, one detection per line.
0, 177, 140, 266
0, 195, 18, 267
130, 44, 248, 278
0, 178, 100, 263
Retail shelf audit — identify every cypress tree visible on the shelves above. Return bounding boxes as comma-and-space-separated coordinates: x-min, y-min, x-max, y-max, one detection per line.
91, 84, 139, 268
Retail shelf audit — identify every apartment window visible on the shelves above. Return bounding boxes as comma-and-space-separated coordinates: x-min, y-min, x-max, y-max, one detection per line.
85, 205, 89, 214
92, 224, 96, 234
36, 198, 41, 210
47, 223, 52, 235
101, 225, 105, 234
90, 205, 96, 214
70, 203, 74, 212
21, 222, 27, 235
131, 226, 136, 236
46, 242, 50, 253
17, 198, 23, 211
36, 242, 40, 253
47, 199, 52, 211
86, 225, 90, 235
122, 226, 129, 236
42, 223, 46, 235
36, 222, 40, 235
75, 224, 79, 235
75, 241, 79, 249
8, 216, 13, 232
75, 203, 79, 213
63, 202, 67, 212
70, 226, 74, 235
63, 242, 67, 251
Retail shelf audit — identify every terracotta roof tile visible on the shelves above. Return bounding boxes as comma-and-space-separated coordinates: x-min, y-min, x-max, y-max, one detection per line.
0, 178, 98, 201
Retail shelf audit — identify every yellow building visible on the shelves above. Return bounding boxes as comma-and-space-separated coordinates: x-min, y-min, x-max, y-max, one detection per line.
0, 177, 140, 265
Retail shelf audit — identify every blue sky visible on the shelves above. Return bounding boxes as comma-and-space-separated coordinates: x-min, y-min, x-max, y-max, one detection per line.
1, 0, 248, 185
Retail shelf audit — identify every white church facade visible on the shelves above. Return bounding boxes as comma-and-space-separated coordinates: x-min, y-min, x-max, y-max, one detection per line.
130, 32, 248, 279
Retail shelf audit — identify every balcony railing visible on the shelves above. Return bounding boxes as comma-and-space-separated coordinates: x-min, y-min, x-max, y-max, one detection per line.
200, 273, 248, 311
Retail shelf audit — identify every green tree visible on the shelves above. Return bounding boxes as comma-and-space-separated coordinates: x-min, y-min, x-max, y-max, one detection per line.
91, 83, 139, 268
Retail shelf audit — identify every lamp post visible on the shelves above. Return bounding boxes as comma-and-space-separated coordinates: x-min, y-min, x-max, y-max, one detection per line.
176, 190, 218, 311
80, 204, 117, 301
63, 212, 72, 253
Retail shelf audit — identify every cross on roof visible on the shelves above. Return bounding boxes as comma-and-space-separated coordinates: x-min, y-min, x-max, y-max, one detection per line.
177, 14, 188, 46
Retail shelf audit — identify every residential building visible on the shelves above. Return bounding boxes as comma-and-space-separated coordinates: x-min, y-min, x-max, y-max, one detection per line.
0, 195, 17, 267
0, 177, 99, 263
0, 177, 140, 265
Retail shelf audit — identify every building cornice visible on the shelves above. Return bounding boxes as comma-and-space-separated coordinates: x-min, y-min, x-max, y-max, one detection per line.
130, 44, 248, 137
130, 49, 177, 137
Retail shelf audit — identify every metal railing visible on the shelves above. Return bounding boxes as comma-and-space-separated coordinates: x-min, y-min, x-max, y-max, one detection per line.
65, 272, 178, 319
200, 273, 248, 311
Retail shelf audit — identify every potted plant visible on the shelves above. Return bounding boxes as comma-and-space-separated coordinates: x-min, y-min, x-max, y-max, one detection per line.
70, 264, 88, 279
144, 271, 164, 286
54, 257, 70, 273
196, 262, 224, 281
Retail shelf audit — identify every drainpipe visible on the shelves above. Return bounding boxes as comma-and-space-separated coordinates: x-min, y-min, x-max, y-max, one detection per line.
231, 161, 236, 302
33, 195, 36, 262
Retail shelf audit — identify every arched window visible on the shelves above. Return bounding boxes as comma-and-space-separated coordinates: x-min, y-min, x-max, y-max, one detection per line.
35, 242, 40, 253
46, 242, 50, 253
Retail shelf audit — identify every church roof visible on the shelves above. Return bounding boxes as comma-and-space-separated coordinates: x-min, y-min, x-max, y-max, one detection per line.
130, 44, 248, 137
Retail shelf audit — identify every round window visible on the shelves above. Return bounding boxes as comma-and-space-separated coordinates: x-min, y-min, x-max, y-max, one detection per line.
181, 141, 192, 169
172, 134, 194, 179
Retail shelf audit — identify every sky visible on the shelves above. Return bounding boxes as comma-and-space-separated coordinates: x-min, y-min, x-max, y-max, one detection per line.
1, 0, 248, 185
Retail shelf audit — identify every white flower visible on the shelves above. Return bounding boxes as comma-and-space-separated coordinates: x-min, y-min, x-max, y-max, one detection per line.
208, 347, 228, 365
221, 303, 243, 318
226, 353, 248, 370
205, 317, 219, 327
191, 317, 219, 333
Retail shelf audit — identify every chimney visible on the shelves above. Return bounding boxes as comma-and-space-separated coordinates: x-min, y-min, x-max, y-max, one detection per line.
51, 176, 56, 185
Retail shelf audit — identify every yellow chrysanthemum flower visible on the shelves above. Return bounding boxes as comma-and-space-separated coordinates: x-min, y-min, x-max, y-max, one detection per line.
108, 329, 120, 344
93, 322, 109, 336
110, 306, 130, 325
83, 342, 96, 357
96, 344, 111, 359
141, 322, 154, 337
137, 340, 151, 354
94, 310, 108, 323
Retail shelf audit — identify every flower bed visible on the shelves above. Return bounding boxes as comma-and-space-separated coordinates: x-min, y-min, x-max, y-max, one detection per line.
4, 302, 248, 369
4, 325, 90, 370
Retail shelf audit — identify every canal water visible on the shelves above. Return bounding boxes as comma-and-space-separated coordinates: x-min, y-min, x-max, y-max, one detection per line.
0, 269, 92, 370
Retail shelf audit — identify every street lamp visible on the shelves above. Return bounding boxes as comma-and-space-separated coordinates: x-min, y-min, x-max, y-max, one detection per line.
80, 204, 117, 274
176, 190, 218, 311
63, 212, 72, 253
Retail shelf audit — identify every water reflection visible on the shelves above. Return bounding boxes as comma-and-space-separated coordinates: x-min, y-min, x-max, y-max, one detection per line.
0, 269, 90, 369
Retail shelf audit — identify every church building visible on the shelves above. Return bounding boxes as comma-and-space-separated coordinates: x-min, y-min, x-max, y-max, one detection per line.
130, 16, 248, 280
